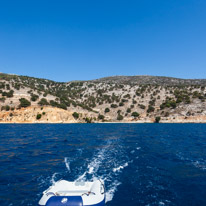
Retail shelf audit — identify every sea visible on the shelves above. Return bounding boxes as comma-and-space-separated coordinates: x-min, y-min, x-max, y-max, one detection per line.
0, 123, 206, 206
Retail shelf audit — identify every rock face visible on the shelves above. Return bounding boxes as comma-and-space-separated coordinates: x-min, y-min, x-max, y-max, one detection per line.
1, 106, 206, 123
1, 73, 206, 123
0, 106, 78, 123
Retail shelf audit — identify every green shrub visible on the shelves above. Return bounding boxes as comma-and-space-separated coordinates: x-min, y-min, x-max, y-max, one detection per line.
149, 99, 155, 106
58, 103, 67, 110
165, 112, 169, 117
98, 114, 105, 120
19, 98, 31, 108
105, 108, 110, 113
5, 105, 10, 111
155, 116, 161, 123
117, 110, 121, 114
121, 99, 128, 103
132, 100, 137, 104
160, 100, 176, 109
111, 104, 118, 108
0, 97, 5, 102
170, 101, 176, 108
127, 108, 131, 113
43, 92, 48, 97
1, 106, 5, 111
84, 117, 92, 123
36, 114, 42, 120
119, 102, 124, 106
117, 114, 123, 120
185, 96, 191, 104
31, 94, 39, 101
38, 98, 49, 106
138, 104, 146, 109
72, 112, 79, 119
50, 100, 58, 107
147, 105, 155, 113
2, 90, 14, 98
131, 112, 139, 118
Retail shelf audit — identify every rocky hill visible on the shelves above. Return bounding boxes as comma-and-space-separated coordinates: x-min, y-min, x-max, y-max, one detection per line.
0, 73, 206, 123
94, 75, 206, 86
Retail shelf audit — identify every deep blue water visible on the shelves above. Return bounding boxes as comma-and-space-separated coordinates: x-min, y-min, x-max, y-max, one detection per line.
0, 124, 206, 206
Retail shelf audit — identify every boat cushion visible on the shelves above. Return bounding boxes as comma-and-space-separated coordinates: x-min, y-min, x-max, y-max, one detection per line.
46, 196, 83, 206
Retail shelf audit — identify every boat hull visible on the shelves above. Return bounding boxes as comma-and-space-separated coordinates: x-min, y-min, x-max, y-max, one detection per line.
38, 180, 105, 206
39, 196, 105, 206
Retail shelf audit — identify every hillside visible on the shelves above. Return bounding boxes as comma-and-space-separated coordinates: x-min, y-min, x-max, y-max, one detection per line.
94, 75, 206, 85
0, 73, 206, 123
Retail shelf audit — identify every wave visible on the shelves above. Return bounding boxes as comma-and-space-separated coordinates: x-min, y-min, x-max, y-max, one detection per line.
113, 162, 128, 173
64, 157, 71, 172
51, 173, 58, 185
73, 138, 134, 203
105, 180, 121, 203
192, 160, 206, 170
176, 152, 206, 171
75, 142, 110, 181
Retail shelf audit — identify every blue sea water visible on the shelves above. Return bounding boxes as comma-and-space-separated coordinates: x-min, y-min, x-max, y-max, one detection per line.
0, 123, 206, 206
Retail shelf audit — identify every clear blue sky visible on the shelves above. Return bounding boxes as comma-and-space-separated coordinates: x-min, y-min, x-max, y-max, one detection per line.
0, 0, 206, 82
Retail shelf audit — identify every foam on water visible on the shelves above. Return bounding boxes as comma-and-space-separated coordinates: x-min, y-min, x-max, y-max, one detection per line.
113, 162, 128, 172
75, 140, 113, 181
105, 180, 121, 203
74, 138, 132, 202
51, 173, 58, 185
130, 150, 135, 154
176, 152, 206, 171
192, 160, 206, 170
64, 157, 71, 172
75, 171, 87, 182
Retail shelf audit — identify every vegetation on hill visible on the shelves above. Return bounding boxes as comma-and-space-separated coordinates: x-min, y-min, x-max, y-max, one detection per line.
1, 73, 206, 122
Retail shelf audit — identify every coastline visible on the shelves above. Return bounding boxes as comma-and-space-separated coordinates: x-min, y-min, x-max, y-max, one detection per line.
1, 119, 206, 124
1, 106, 206, 124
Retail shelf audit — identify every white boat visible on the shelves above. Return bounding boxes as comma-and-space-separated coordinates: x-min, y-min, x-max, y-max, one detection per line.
38, 179, 105, 206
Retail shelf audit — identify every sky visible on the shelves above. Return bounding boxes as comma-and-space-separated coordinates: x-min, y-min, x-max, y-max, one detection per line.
0, 0, 206, 82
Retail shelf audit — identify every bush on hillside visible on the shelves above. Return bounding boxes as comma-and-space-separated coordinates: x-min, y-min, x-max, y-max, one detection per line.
38, 98, 49, 106
105, 108, 110, 113
111, 104, 118, 108
36, 114, 42, 120
131, 112, 139, 118
2, 90, 14, 98
138, 104, 146, 109
117, 114, 124, 120
98, 114, 105, 120
5, 105, 10, 111
72, 112, 79, 119
31, 94, 39, 101
147, 105, 155, 113
19, 98, 31, 108
155, 116, 161, 123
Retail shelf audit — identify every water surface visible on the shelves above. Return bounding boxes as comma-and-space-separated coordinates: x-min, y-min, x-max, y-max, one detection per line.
0, 123, 206, 206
